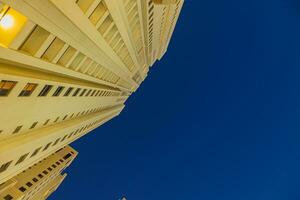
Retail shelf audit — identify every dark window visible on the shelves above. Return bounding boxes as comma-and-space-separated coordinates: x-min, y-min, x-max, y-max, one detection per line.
54, 117, 59, 123
62, 115, 68, 120
52, 86, 64, 96
43, 119, 50, 126
19, 83, 38, 96
42, 170, 48, 175
0, 161, 12, 173
12, 125, 22, 134
3, 194, 13, 200
0, 80, 17, 96
30, 122, 38, 129
32, 178, 38, 182
80, 89, 86, 96
91, 90, 96, 96
38, 174, 43, 178
15, 153, 29, 165
38, 85, 53, 96
86, 89, 92, 96
61, 135, 68, 142
72, 88, 81, 96
63, 153, 72, 160
56, 161, 60, 165
19, 186, 26, 192
64, 87, 74, 96
59, 159, 64, 163
31, 147, 42, 157
52, 138, 60, 146
26, 182, 33, 187
43, 142, 52, 151
47, 167, 52, 171
52, 164, 56, 168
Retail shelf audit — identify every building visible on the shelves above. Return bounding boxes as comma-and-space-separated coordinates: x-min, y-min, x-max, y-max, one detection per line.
0, 0, 184, 198
0, 146, 77, 200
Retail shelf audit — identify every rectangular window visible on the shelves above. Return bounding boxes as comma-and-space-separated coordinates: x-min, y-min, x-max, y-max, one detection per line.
19, 187, 26, 192
47, 167, 52, 171
56, 161, 60, 165
38, 85, 53, 96
3, 195, 13, 200
86, 89, 92, 96
19, 83, 38, 96
30, 122, 38, 129
64, 87, 74, 96
43, 119, 50, 126
53, 86, 64, 96
38, 174, 43, 178
61, 134, 68, 142
80, 89, 87, 96
31, 147, 42, 157
52, 164, 57, 168
0, 80, 17, 96
15, 153, 29, 165
63, 115, 68, 120
32, 178, 38, 182
54, 117, 59, 123
91, 90, 96, 96
72, 88, 81, 96
0, 161, 12, 173
43, 142, 52, 151
63, 153, 72, 160
52, 138, 60, 146
13, 125, 22, 134
26, 182, 33, 187
43, 170, 48, 175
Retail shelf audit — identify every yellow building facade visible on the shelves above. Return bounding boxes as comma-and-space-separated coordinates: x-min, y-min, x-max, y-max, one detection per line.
0, 146, 77, 200
0, 0, 184, 198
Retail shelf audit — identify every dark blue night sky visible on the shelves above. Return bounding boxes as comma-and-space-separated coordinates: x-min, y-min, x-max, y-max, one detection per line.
50, 0, 300, 199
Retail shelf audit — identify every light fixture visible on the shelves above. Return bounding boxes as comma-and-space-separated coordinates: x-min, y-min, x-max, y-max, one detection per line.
0, 14, 14, 29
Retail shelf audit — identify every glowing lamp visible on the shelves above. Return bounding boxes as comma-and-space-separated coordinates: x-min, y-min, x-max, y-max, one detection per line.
0, 14, 14, 29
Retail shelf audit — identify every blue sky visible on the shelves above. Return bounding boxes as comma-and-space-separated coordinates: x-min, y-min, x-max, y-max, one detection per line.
50, 0, 300, 199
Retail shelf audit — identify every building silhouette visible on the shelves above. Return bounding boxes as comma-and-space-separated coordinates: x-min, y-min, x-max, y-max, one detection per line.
0, 0, 184, 198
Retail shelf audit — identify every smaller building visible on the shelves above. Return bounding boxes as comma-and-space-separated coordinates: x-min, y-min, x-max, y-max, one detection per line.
0, 145, 77, 200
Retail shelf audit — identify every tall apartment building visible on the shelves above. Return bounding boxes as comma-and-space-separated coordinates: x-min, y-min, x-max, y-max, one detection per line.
0, 0, 184, 198
0, 146, 77, 200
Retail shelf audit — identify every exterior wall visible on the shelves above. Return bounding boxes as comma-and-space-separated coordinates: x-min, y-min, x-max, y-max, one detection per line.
0, 146, 77, 200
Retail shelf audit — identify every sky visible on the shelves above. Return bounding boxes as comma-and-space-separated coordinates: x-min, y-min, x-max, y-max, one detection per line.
50, 0, 300, 199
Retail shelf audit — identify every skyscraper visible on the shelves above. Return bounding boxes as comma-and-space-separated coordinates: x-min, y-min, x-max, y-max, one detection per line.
0, 0, 184, 198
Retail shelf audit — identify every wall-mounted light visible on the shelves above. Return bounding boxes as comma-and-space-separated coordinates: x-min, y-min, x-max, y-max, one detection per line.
0, 5, 14, 30
0, 14, 14, 29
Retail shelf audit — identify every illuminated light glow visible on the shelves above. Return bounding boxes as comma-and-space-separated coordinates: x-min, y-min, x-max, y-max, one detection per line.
0, 14, 14, 29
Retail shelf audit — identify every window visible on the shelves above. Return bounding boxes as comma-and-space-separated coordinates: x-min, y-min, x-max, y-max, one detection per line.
0, 80, 17, 96
52, 164, 57, 168
30, 122, 38, 129
38, 174, 43, 178
43, 142, 52, 151
31, 147, 42, 157
80, 89, 87, 96
38, 85, 53, 96
0, 161, 12, 173
32, 178, 38, 182
52, 86, 64, 96
43, 119, 50, 126
26, 182, 33, 187
72, 88, 81, 96
91, 90, 96, 96
52, 138, 60, 146
63, 153, 72, 160
13, 126, 22, 134
86, 89, 92, 96
56, 161, 60, 165
63, 115, 68, 120
3, 194, 13, 200
15, 153, 29, 165
59, 159, 64, 163
19, 83, 38, 96
47, 167, 52, 171
54, 117, 59, 123
64, 87, 74, 96
61, 135, 68, 142
42, 170, 48, 175
19, 187, 26, 192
